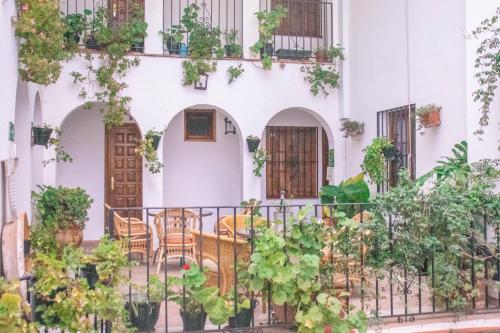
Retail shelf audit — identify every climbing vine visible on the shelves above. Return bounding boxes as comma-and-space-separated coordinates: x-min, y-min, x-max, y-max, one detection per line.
470, 7, 500, 137
70, 6, 147, 128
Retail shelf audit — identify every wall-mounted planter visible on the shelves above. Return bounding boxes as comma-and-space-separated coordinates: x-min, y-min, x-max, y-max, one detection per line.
246, 137, 261, 152
341, 121, 364, 139
32, 126, 53, 146
382, 146, 397, 160
151, 135, 161, 150
85, 35, 101, 50
276, 49, 312, 60
420, 108, 441, 128
194, 74, 209, 90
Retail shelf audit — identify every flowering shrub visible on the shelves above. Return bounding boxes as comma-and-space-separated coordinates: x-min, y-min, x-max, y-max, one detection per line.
15, 0, 71, 85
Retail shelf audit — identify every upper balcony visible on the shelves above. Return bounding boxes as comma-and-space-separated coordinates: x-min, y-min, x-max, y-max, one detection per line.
59, 0, 339, 61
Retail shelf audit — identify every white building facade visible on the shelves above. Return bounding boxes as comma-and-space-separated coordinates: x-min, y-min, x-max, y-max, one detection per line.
1, 0, 499, 241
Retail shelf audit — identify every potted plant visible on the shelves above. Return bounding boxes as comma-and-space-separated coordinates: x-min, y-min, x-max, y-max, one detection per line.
169, 263, 231, 331
159, 25, 184, 55
417, 104, 442, 129
340, 120, 364, 139
84, 7, 108, 50
275, 48, 312, 60
62, 10, 91, 46
224, 29, 242, 57
145, 128, 164, 151
31, 185, 93, 248
246, 135, 261, 152
136, 134, 164, 173
252, 148, 268, 177
314, 47, 329, 62
126, 276, 166, 331
32, 123, 54, 146
128, 6, 148, 52
361, 137, 394, 185
251, 6, 288, 70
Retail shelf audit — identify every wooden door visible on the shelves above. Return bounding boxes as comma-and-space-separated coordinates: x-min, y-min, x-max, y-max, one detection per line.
105, 124, 143, 216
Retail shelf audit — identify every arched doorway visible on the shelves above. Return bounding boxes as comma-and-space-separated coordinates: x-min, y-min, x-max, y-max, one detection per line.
260, 107, 334, 203
56, 104, 143, 240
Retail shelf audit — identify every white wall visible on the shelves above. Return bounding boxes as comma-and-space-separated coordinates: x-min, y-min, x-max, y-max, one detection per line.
56, 106, 105, 240
347, 0, 468, 179
163, 108, 243, 207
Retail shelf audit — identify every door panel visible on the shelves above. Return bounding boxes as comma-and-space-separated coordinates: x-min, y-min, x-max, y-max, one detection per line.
109, 0, 144, 28
105, 124, 142, 216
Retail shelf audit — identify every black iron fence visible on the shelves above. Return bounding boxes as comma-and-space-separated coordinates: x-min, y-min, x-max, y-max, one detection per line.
162, 0, 244, 56
98, 203, 500, 332
259, 0, 335, 60
59, 0, 146, 52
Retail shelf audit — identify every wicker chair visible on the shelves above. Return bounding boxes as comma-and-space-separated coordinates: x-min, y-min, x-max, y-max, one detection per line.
190, 230, 249, 294
107, 206, 153, 259
216, 215, 266, 238
153, 209, 200, 274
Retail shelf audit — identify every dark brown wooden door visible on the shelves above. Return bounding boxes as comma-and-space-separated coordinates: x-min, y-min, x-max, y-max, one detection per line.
109, 0, 144, 28
266, 126, 318, 199
105, 124, 143, 214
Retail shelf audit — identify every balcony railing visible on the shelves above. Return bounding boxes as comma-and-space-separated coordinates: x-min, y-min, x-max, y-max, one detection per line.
59, 0, 146, 52
81, 203, 500, 332
260, 0, 335, 60
162, 0, 244, 57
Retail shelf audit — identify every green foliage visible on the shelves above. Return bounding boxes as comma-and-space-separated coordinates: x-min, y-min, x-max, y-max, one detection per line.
0, 278, 38, 332
159, 25, 184, 47
417, 141, 468, 185
227, 64, 245, 84
320, 173, 370, 205
340, 119, 364, 138
62, 10, 92, 49
85, 235, 129, 285
32, 241, 131, 332
252, 148, 268, 177
361, 137, 394, 185
70, 5, 148, 128
15, 0, 72, 85
300, 64, 340, 97
251, 6, 288, 70
248, 205, 367, 333
224, 29, 242, 56
41, 127, 73, 166
136, 130, 163, 173
366, 162, 500, 309
182, 59, 217, 86
470, 7, 500, 137
32, 185, 93, 231
168, 263, 231, 325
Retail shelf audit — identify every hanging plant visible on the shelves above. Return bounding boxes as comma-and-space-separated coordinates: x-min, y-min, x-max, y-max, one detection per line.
252, 148, 268, 177
246, 135, 261, 152
70, 5, 148, 128
416, 104, 442, 131
182, 59, 217, 86
470, 7, 500, 137
250, 6, 288, 70
31, 124, 72, 166
136, 134, 163, 174
227, 64, 245, 84
361, 137, 394, 185
144, 129, 164, 151
301, 46, 344, 97
15, 0, 72, 85
340, 119, 364, 139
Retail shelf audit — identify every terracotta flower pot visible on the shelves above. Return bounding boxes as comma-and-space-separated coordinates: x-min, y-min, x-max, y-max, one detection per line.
55, 223, 83, 247
315, 50, 329, 63
420, 108, 441, 128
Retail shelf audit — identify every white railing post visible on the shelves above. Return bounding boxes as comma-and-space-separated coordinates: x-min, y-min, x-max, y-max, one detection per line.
144, 0, 164, 54
242, 0, 260, 59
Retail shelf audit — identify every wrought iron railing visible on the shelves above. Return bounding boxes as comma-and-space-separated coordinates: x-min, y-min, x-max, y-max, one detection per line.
59, 0, 145, 52
162, 0, 244, 57
259, 0, 335, 60
96, 203, 500, 332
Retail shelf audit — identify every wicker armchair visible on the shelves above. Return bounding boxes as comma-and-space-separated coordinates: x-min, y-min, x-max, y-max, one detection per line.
190, 230, 249, 294
216, 215, 266, 238
108, 206, 153, 259
153, 209, 200, 274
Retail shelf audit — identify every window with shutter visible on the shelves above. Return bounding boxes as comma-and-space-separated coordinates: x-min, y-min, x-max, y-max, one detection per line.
266, 126, 318, 199
272, 0, 321, 38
